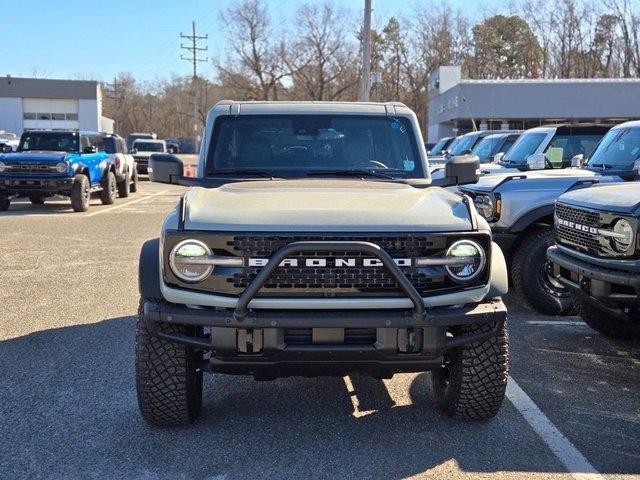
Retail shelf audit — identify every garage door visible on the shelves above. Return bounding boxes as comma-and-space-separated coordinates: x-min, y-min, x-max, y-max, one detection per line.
22, 98, 79, 131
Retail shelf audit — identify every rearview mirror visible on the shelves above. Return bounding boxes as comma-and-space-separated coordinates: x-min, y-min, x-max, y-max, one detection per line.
1, 144, 12, 153
82, 146, 97, 154
149, 153, 184, 184
493, 152, 505, 164
570, 154, 584, 167
526, 153, 546, 170
432, 155, 480, 187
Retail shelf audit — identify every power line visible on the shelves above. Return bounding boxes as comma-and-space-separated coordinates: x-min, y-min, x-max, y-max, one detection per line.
180, 21, 208, 152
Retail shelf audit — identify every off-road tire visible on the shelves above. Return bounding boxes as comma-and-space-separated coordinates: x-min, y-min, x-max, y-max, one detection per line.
0, 195, 9, 211
99, 170, 117, 205
70, 174, 90, 212
135, 298, 203, 426
130, 168, 139, 193
580, 302, 640, 340
29, 194, 45, 205
512, 226, 577, 316
117, 170, 131, 198
432, 320, 509, 420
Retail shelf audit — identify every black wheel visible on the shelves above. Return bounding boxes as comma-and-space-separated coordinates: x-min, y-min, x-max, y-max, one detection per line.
135, 298, 203, 426
432, 320, 508, 420
512, 226, 577, 316
0, 195, 9, 211
70, 174, 90, 212
130, 168, 139, 193
99, 170, 117, 205
29, 194, 45, 205
580, 302, 640, 340
117, 170, 131, 198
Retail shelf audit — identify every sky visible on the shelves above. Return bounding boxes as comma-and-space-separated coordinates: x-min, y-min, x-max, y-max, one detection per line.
1, 0, 498, 83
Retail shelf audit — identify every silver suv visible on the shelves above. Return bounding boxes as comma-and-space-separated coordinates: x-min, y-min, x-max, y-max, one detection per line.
135, 101, 509, 426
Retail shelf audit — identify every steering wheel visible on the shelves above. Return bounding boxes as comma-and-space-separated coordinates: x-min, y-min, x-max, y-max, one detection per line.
355, 160, 389, 169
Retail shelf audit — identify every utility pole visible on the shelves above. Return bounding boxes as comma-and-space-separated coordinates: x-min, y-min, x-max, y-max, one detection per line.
105, 77, 120, 134
358, 0, 372, 101
181, 21, 208, 153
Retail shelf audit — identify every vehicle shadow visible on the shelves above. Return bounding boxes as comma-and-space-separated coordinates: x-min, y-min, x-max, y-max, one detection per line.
1, 315, 638, 479
0, 196, 106, 216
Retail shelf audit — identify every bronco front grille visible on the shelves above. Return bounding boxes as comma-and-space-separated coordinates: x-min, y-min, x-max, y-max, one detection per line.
163, 232, 491, 297
554, 203, 601, 255
4, 162, 60, 174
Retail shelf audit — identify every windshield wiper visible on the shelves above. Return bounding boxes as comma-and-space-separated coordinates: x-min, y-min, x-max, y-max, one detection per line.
209, 169, 276, 178
306, 169, 395, 179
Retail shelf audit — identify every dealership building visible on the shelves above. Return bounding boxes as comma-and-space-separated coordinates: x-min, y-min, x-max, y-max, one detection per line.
427, 66, 640, 142
0, 76, 113, 136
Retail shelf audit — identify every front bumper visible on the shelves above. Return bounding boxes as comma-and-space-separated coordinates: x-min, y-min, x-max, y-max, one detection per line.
0, 176, 74, 194
547, 246, 640, 307
143, 298, 507, 377
135, 158, 149, 174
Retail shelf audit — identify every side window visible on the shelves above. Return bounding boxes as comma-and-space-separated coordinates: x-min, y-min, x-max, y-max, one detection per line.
501, 137, 517, 153
92, 135, 105, 152
80, 136, 91, 151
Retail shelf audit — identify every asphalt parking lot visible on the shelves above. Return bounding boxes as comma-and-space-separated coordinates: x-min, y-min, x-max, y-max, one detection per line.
1, 179, 639, 480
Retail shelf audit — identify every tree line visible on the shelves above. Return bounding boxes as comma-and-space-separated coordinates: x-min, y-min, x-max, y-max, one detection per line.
103, 0, 640, 138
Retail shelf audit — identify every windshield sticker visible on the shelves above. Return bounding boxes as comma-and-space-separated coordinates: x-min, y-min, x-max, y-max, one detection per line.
391, 118, 406, 134
547, 147, 563, 163
403, 159, 414, 171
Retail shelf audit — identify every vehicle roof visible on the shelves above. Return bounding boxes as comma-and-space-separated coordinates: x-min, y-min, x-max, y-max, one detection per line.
528, 123, 613, 135
480, 132, 522, 140
461, 130, 520, 138
212, 100, 412, 116
22, 129, 102, 136
133, 138, 164, 143
610, 120, 640, 129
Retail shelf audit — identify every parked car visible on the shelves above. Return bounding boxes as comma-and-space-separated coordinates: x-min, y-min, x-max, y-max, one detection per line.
0, 130, 117, 212
165, 138, 180, 154
126, 132, 157, 150
131, 139, 167, 174
0, 131, 19, 152
136, 100, 509, 426
548, 182, 640, 339
427, 136, 455, 157
429, 130, 519, 170
459, 120, 639, 316
102, 134, 138, 197
479, 124, 610, 174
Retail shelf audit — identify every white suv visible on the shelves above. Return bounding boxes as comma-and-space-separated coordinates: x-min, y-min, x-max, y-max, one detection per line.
132, 139, 167, 175
103, 134, 138, 197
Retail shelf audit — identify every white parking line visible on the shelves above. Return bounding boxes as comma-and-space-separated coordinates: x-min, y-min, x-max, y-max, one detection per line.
525, 320, 586, 326
506, 377, 604, 480
84, 190, 168, 217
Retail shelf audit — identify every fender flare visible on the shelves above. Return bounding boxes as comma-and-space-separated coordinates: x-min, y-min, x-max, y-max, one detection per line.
510, 204, 555, 233
488, 241, 508, 297
139, 238, 163, 299
72, 163, 91, 184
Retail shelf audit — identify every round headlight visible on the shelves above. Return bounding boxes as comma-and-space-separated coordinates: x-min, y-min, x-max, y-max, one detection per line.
169, 239, 213, 282
474, 195, 494, 219
612, 218, 633, 253
55, 161, 68, 173
445, 239, 486, 283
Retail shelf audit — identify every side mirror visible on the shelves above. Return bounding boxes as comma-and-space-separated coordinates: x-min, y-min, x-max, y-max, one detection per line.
432, 155, 480, 187
130, 148, 138, 154
493, 152, 505, 164
149, 153, 184, 184
526, 153, 546, 170
570, 154, 584, 167
82, 146, 98, 154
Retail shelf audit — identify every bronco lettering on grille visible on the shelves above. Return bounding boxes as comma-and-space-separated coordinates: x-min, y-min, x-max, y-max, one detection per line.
555, 217, 598, 234
248, 258, 413, 267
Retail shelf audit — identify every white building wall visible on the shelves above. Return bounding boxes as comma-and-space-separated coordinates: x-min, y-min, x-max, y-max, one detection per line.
0, 97, 23, 135
78, 99, 100, 131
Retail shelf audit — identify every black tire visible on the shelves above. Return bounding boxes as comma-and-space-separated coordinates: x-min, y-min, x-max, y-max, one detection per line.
99, 170, 117, 205
432, 320, 509, 420
130, 168, 139, 193
70, 174, 90, 212
0, 195, 9, 211
29, 194, 45, 205
135, 298, 203, 426
580, 302, 640, 340
117, 170, 131, 198
512, 226, 577, 316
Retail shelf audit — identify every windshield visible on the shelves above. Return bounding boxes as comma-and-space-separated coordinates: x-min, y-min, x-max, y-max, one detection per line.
471, 136, 504, 162
134, 141, 164, 152
586, 127, 640, 169
545, 134, 604, 166
449, 134, 479, 156
502, 132, 547, 164
206, 115, 424, 178
18, 132, 79, 152
428, 137, 450, 156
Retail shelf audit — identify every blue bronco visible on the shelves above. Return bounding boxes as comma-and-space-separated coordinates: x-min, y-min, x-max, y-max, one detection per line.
0, 130, 118, 212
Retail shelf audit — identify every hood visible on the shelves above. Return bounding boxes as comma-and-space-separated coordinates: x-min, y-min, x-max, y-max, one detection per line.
183, 179, 473, 232
1, 151, 68, 162
559, 182, 640, 214
465, 168, 601, 192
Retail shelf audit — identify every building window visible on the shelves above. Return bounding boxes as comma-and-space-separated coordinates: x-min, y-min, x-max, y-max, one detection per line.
66, 113, 78, 121
51, 113, 65, 121
38, 113, 52, 120
23, 113, 36, 120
